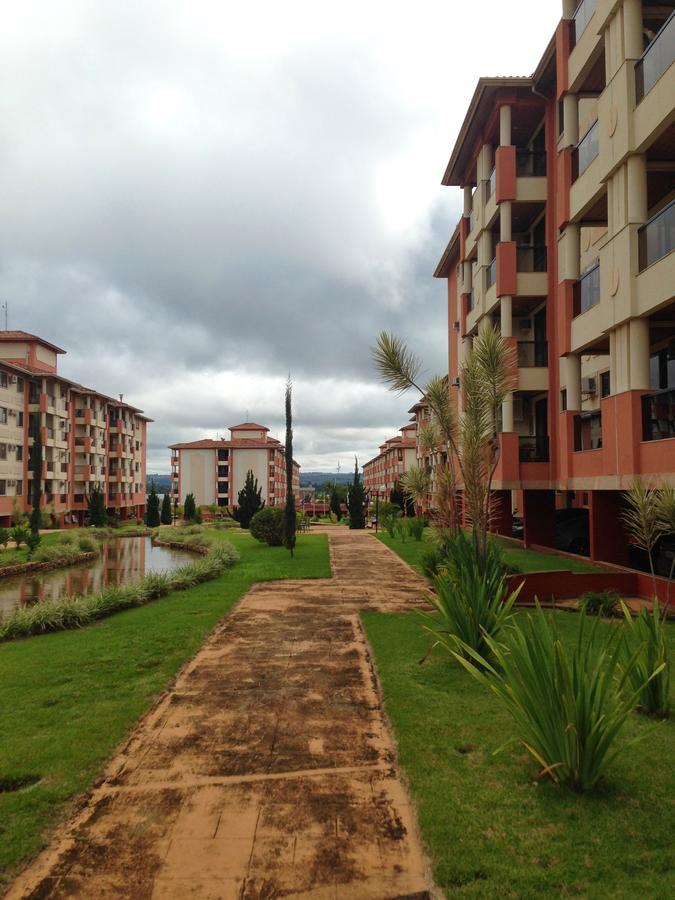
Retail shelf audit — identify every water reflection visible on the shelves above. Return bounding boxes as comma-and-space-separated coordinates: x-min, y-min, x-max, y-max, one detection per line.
0, 537, 194, 616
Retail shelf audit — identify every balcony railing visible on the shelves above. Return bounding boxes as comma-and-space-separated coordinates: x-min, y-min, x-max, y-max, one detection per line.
642, 388, 675, 441
636, 11, 674, 102
517, 245, 547, 273
573, 120, 599, 179
574, 411, 602, 451
517, 341, 548, 367
515, 149, 547, 177
571, 0, 596, 45
519, 434, 550, 463
573, 262, 600, 316
468, 289, 475, 312
638, 199, 675, 271
487, 257, 497, 289
486, 166, 496, 201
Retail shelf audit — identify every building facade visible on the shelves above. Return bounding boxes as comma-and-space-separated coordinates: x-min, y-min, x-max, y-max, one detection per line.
0, 331, 150, 528
169, 422, 301, 509
362, 424, 417, 499
435, 0, 674, 565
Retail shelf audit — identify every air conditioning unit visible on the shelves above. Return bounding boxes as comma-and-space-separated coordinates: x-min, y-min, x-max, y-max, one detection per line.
581, 377, 597, 394
451, 376, 461, 387
518, 319, 531, 332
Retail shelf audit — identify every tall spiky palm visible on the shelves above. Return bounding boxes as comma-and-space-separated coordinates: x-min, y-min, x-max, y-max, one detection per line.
655, 484, 675, 611
622, 480, 664, 597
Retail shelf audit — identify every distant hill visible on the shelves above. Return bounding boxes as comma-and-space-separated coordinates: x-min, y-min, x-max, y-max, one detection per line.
300, 472, 353, 487
147, 473, 171, 493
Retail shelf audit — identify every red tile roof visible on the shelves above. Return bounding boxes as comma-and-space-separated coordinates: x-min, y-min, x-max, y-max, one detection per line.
229, 422, 269, 432
0, 330, 66, 354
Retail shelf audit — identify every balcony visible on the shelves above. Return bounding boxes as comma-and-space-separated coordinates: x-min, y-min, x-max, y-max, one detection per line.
517, 341, 548, 367
573, 263, 600, 316
516, 149, 546, 177
574, 411, 602, 451
467, 289, 475, 312
642, 388, 675, 442
571, 0, 596, 46
516, 245, 547, 273
519, 435, 549, 462
636, 11, 674, 102
487, 257, 497, 289
638, 200, 675, 271
572, 120, 599, 180
486, 166, 496, 202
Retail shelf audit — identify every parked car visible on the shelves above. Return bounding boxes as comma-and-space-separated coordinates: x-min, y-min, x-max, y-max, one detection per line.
554, 508, 589, 555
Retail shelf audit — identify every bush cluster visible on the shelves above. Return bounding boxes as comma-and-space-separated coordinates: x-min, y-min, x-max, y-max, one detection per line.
0, 542, 239, 642
250, 507, 285, 546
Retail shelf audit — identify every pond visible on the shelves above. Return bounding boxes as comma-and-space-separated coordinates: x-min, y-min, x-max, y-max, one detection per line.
0, 536, 195, 617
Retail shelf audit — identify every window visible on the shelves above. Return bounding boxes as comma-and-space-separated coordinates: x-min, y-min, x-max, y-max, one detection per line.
0, 407, 6, 424
0, 372, 7, 388
16, 445, 23, 461
600, 371, 610, 398
15, 480, 22, 496
16, 377, 23, 392
0, 481, 5, 496
0, 444, 5, 460
17, 412, 24, 427
560, 389, 567, 411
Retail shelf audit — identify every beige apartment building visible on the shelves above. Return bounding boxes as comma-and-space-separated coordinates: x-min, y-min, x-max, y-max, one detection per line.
362, 424, 417, 498
169, 422, 301, 510
0, 331, 150, 527
434, 0, 674, 564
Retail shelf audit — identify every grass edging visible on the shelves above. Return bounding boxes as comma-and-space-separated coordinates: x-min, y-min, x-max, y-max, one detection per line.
0, 542, 239, 643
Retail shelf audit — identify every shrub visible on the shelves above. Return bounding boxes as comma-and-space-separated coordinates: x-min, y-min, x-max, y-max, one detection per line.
156, 525, 211, 549
448, 605, 661, 792
421, 531, 519, 663
579, 589, 621, 617
407, 517, 425, 541
619, 600, 670, 718
10, 526, 29, 549
77, 535, 99, 553
25, 532, 42, 557
394, 519, 408, 542
212, 518, 238, 530
0, 527, 9, 549
250, 507, 285, 546
0, 542, 239, 642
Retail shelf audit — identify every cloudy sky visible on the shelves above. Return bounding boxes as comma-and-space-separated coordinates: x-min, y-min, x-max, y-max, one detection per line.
1, 0, 560, 472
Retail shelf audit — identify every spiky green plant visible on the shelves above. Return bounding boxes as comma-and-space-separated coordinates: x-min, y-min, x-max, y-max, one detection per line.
655, 484, 675, 610
621, 480, 664, 596
400, 466, 432, 514
448, 605, 662, 791
619, 600, 670, 717
421, 531, 519, 662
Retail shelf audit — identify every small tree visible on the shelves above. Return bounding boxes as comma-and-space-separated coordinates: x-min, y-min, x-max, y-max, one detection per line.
160, 492, 173, 525
330, 486, 343, 521
28, 413, 42, 536
88, 483, 107, 527
0, 527, 10, 549
183, 493, 197, 523
346, 458, 367, 530
284, 378, 296, 557
26, 532, 41, 559
233, 471, 264, 529
145, 482, 161, 527
390, 479, 415, 517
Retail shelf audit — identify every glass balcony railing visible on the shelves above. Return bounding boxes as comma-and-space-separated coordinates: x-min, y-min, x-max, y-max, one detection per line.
517, 341, 548, 367
573, 120, 599, 179
519, 435, 550, 463
517, 245, 547, 273
516, 149, 547, 177
468, 289, 475, 312
638, 199, 675, 270
642, 388, 675, 441
486, 166, 496, 201
574, 411, 602, 451
486, 257, 497, 289
572, 0, 596, 45
636, 11, 674, 102
573, 262, 600, 316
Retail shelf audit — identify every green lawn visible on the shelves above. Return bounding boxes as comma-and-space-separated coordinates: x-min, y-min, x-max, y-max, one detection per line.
377, 530, 604, 575
0, 533, 64, 569
362, 610, 674, 898
0, 531, 330, 885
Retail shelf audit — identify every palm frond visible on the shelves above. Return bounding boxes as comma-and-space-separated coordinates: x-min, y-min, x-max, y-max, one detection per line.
371, 332, 422, 395
621, 479, 664, 553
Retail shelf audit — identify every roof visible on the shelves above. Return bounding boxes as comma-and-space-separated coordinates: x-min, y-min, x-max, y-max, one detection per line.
170, 437, 282, 451
433, 222, 461, 278
229, 422, 269, 432
0, 331, 66, 354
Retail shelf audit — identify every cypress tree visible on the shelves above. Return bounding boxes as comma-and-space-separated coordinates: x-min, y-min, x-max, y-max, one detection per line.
330, 486, 343, 521
284, 378, 296, 557
346, 458, 367, 530
145, 482, 161, 527
160, 491, 173, 525
183, 492, 196, 522
28, 412, 42, 536
233, 470, 264, 529
88, 483, 107, 527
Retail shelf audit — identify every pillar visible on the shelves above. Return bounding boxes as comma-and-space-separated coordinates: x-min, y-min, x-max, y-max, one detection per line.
628, 318, 650, 390
522, 490, 557, 549
502, 394, 514, 432
490, 490, 513, 536
623, 0, 644, 60
626, 154, 647, 225
500, 295, 513, 337
563, 93, 579, 148
566, 354, 582, 410
589, 491, 630, 566
463, 185, 473, 217
499, 105, 512, 147
562, 0, 577, 17
559, 223, 580, 281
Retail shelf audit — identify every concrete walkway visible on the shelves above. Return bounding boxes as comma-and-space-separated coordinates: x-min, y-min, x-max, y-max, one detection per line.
8, 530, 435, 899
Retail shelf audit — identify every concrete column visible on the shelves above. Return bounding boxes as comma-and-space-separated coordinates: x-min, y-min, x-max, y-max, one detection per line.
629, 318, 650, 390
563, 93, 579, 148
463, 185, 473, 217
502, 394, 514, 432
609, 330, 617, 394
500, 201, 512, 242
627, 154, 648, 225
623, 0, 644, 60
562, 0, 577, 17
499, 105, 512, 147
463, 261, 473, 292
500, 296, 513, 337
566, 354, 582, 410
559, 223, 580, 281
523, 490, 557, 549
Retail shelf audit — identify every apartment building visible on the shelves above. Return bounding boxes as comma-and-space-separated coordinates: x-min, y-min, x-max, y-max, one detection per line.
0, 331, 150, 527
434, 0, 674, 565
362, 424, 417, 498
169, 422, 301, 510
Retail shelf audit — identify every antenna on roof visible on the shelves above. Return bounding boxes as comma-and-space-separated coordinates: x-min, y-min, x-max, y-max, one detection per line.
119, 393, 124, 403
1, 301, 7, 331
337, 460, 341, 474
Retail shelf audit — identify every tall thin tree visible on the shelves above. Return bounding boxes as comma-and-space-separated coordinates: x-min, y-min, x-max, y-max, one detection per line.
284, 377, 296, 556
28, 412, 42, 535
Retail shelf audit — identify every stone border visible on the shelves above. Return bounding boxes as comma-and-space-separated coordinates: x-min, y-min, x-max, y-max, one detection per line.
0, 551, 100, 580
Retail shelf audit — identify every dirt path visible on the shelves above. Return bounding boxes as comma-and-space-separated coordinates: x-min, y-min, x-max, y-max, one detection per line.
8, 530, 436, 900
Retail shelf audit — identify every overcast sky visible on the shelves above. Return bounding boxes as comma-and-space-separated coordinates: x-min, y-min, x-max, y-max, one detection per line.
0, 0, 560, 472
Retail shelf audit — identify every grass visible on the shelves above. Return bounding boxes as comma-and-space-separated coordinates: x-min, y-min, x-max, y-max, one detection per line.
377, 529, 604, 576
0, 524, 153, 569
362, 609, 674, 898
0, 531, 330, 884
